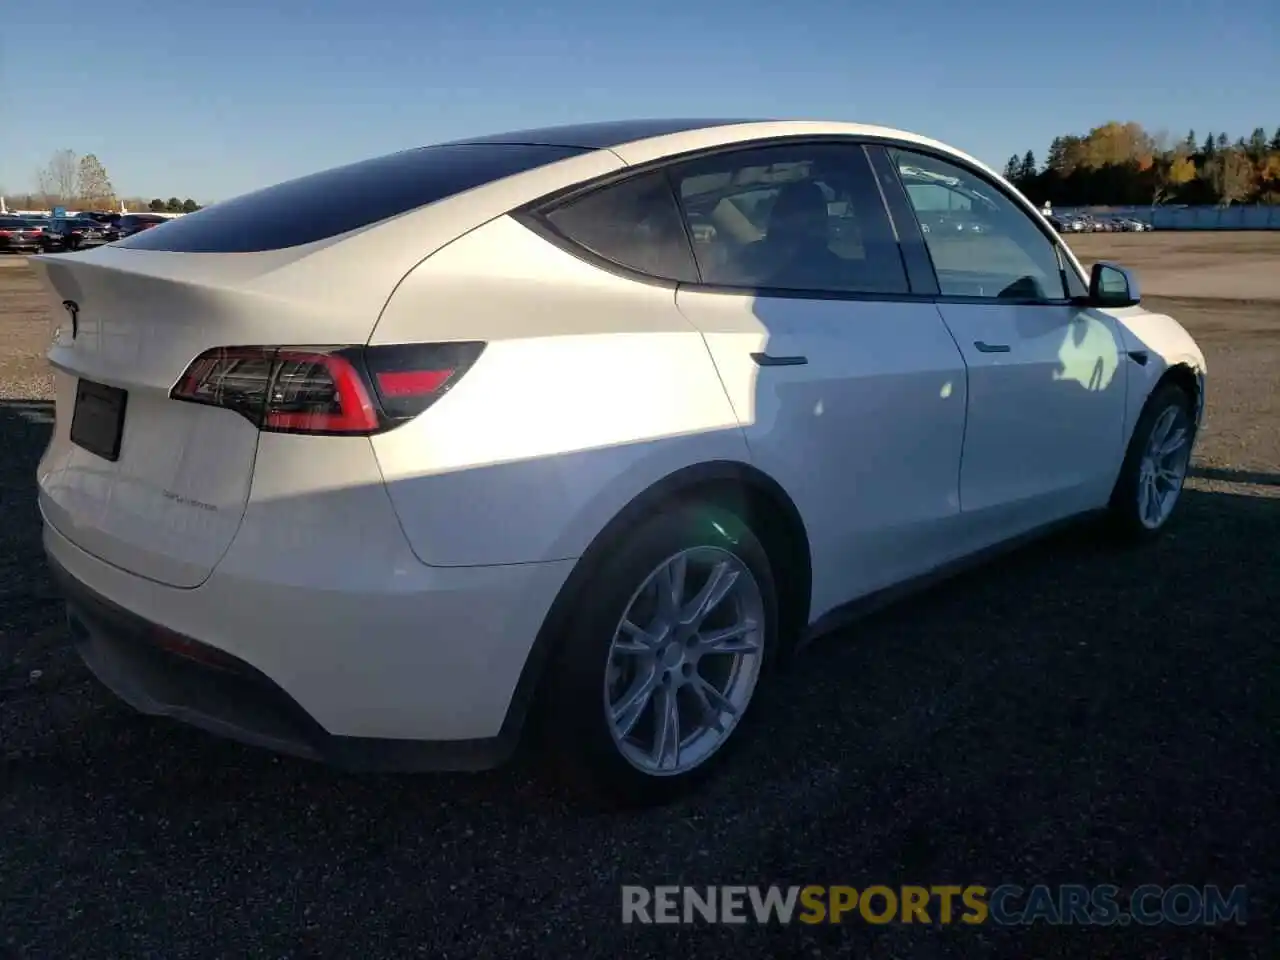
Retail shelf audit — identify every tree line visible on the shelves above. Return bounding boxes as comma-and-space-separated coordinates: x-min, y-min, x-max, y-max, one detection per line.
1002, 123, 1280, 207
2, 149, 204, 213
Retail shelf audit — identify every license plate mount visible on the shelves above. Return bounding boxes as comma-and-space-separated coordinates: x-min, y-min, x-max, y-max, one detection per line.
70, 380, 128, 462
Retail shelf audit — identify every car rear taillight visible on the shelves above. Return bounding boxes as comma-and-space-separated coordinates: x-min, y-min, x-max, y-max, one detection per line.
170, 343, 485, 435
0, 230, 10, 238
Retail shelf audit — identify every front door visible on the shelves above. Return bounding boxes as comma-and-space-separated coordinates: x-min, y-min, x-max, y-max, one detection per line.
884, 146, 1128, 534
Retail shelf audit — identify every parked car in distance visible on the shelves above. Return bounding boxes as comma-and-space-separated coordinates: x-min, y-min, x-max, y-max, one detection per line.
40, 217, 114, 252
0, 216, 44, 253
77, 211, 121, 227
32, 118, 1208, 807
116, 213, 170, 239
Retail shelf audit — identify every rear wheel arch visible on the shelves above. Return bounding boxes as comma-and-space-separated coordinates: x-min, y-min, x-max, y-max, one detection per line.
502, 460, 813, 749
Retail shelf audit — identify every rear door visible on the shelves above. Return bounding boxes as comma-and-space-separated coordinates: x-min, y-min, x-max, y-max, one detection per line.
879, 145, 1127, 531
669, 142, 969, 617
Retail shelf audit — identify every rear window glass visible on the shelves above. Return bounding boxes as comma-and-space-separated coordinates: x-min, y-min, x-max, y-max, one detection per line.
117, 142, 589, 253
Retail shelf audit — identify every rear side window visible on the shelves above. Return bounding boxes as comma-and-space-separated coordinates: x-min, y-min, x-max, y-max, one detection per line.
669, 142, 909, 295
541, 171, 700, 283
117, 143, 589, 253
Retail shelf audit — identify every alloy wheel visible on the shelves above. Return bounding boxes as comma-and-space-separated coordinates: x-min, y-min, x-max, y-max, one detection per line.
603, 546, 765, 776
1137, 404, 1192, 529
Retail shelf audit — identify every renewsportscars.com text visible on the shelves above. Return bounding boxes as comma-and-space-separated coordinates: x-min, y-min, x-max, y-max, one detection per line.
621, 884, 1248, 926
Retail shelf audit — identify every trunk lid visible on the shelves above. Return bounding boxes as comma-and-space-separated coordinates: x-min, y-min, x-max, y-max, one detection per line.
31, 245, 381, 588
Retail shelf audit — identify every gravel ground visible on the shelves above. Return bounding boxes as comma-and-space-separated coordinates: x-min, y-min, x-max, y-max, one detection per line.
1, 250, 1277, 958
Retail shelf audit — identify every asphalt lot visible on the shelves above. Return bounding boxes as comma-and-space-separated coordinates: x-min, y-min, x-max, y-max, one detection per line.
1, 234, 1277, 957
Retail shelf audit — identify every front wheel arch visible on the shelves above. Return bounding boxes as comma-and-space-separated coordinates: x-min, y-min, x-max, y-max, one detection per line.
1156, 363, 1202, 427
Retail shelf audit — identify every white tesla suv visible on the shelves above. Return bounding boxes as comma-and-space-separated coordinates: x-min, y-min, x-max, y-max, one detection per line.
34, 119, 1206, 806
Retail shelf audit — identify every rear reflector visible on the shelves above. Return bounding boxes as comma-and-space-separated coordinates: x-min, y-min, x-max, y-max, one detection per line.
374, 369, 452, 397
171, 342, 484, 435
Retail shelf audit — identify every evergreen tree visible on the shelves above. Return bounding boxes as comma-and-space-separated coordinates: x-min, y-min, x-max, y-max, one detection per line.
1018, 150, 1038, 182
1247, 127, 1268, 157
1002, 155, 1021, 181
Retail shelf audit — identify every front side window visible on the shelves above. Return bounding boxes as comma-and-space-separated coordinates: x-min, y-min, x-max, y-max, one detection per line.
669, 143, 909, 295
889, 148, 1066, 301
542, 171, 700, 283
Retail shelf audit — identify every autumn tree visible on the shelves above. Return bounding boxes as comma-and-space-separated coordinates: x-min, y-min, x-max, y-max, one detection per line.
36, 149, 80, 205
1046, 135, 1086, 175
1154, 153, 1197, 205
1205, 149, 1256, 206
1079, 121, 1153, 168
77, 154, 115, 210
1257, 153, 1280, 204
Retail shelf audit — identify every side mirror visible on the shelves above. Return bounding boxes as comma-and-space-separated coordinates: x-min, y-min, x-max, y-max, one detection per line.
1089, 262, 1141, 307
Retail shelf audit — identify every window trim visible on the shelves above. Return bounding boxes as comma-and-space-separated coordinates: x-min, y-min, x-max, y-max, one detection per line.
864, 145, 940, 297
877, 142, 1088, 306
515, 132, 1089, 305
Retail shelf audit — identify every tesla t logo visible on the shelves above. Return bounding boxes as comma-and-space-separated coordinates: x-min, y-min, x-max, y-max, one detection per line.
61, 300, 79, 340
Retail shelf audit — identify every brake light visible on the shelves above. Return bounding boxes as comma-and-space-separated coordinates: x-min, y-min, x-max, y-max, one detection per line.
170, 342, 485, 435
0, 230, 10, 238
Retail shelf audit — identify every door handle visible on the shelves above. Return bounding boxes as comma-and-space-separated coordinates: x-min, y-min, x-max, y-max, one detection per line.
750, 353, 808, 367
974, 341, 1011, 353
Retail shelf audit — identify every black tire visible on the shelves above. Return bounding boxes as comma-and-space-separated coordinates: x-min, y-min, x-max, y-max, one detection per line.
1107, 381, 1196, 542
539, 502, 779, 809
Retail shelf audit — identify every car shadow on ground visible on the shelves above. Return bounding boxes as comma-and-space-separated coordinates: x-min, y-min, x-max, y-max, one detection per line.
1, 397, 1275, 957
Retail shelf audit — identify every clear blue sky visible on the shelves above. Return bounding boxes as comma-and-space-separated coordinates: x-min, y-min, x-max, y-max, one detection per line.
2, 0, 1275, 202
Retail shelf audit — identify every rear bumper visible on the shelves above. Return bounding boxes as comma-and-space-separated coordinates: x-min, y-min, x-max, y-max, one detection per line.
43, 519, 575, 771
